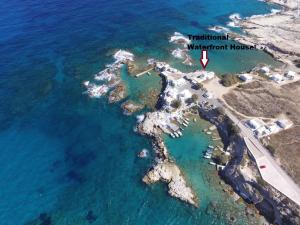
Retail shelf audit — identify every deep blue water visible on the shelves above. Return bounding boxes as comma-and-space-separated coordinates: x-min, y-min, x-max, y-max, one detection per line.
0, 0, 279, 225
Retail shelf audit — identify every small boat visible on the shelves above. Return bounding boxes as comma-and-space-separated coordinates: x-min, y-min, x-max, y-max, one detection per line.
206, 150, 213, 154
177, 130, 183, 136
208, 145, 214, 149
185, 118, 190, 121
209, 162, 216, 166
170, 133, 175, 138
174, 132, 179, 138
180, 127, 184, 131
182, 122, 188, 127
147, 72, 151, 76
204, 155, 212, 159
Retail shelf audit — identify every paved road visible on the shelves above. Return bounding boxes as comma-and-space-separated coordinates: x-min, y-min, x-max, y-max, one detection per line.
222, 103, 300, 206
197, 86, 300, 205
198, 92, 300, 205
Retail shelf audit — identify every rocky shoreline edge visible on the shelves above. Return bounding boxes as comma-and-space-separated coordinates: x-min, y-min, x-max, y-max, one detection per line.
230, 0, 300, 73
208, 0, 300, 224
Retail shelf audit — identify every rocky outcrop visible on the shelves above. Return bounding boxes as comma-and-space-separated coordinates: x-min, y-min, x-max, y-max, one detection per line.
231, 3, 300, 72
108, 83, 126, 103
143, 161, 198, 207
121, 100, 143, 115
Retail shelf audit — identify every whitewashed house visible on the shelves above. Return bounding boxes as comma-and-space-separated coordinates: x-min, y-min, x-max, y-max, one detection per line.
239, 74, 253, 82
270, 74, 284, 83
260, 66, 270, 75
276, 119, 293, 129
285, 71, 296, 80
247, 119, 264, 130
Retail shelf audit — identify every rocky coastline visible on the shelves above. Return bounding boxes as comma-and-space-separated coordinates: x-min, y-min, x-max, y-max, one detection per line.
141, 136, 198, 207
230, 0, 300, 73
82, 10, 300, 220
205, 1, 300, 223
198, 101, 300, 225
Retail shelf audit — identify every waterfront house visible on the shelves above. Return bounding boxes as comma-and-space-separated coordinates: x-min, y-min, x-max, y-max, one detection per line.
239, 74, 253, 82
260, 66, 270, 75
285, 71, 296, 80
276, 119, 293, 129
270, 73, 284, 83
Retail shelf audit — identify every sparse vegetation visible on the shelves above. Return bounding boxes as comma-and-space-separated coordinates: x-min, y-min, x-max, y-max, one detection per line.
256, 176, 267, 187
240, 154, 249, 168
216, 107, 225, 115
213, 150, 229, 165
220, 74, 240, 87
191, 94, 198, 102
171, 99, 181, 109
228, 120, 241, 136
266, 145, 276, 156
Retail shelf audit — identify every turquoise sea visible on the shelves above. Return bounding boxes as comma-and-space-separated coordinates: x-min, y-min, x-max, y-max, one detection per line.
0, 0, 280, 225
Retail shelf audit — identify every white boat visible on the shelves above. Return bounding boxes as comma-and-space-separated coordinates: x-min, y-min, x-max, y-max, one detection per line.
174, 132, 179, 138
170, 133, 175, 138
177, 131, 183, 136
206, 150, 213, 154
182, 122, 188, 127
204, 155, 212, 159
209, 162, 216, 166
208, 145, 214, 149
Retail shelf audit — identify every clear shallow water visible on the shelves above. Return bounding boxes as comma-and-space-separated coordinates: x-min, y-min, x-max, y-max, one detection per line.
0, 0, 279, 224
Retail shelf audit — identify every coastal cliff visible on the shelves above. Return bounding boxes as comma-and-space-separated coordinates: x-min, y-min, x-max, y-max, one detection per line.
231, 0, 300, 73
197, 94, 300, 224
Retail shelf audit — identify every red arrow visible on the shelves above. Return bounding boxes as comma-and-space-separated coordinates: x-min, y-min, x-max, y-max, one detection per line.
200, 50, 209, 69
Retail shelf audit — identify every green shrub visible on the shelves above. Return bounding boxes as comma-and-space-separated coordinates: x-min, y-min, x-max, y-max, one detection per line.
221, 74, 240, 87
266, 145, 276, 156
171, 99, 181, 109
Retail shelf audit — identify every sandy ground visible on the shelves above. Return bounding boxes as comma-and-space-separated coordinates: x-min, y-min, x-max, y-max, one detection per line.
203, 77, 233, 99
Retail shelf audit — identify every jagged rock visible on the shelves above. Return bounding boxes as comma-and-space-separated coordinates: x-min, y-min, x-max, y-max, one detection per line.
121, 100, 143, 115
108, 83, 126, 103
143, 162, 198, 207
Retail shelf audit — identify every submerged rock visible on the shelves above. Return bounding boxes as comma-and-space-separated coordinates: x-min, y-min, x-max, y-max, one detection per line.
108, 83, 126, 103
138, 149, 149, 158
143, 161, 198, 207
86, 210, 97, 224
121, 100, 143, 116
38, 213, 51, 225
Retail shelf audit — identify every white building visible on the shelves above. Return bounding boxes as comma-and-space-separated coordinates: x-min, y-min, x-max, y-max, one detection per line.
179, 89, 192, 100
260, 66, 270, 75
247, 119, 264, 130
270, 74, 284, 83
239, 74, 253, 82
285, 71, 296, 80
255, 126, 268, 137
187, 70, 215, 83
266, 123, 280, 134
276, 119, 293, 129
